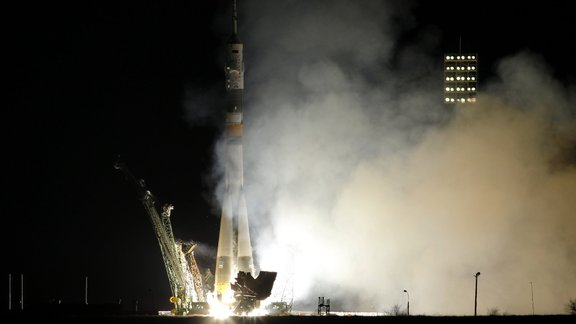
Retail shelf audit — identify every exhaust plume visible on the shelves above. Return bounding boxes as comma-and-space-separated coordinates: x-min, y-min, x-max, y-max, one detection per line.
203, 0, 576, 315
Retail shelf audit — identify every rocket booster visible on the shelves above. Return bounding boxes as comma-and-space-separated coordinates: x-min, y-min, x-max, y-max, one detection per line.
214, 0, 255, 299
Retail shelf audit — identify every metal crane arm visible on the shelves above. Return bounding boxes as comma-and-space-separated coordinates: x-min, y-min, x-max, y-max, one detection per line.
115, 161, 193, 313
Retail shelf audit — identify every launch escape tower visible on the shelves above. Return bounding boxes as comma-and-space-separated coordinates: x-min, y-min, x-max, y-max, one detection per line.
444, 53, 478, 104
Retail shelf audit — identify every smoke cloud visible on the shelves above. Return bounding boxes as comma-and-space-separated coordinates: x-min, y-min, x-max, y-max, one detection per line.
210, 0, 576, 315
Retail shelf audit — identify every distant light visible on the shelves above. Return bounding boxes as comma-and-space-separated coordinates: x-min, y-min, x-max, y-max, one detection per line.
445, 97, 450, 102
446, 77, 450, 81
471, 77, 476, 80
467, 56, 471, 59
472, 87, 476, 91
472, 55, 476, 59
471, 66, 476, 70
451, 98, 455, 102
445, 87, 450, 91
446, 55, 451, 60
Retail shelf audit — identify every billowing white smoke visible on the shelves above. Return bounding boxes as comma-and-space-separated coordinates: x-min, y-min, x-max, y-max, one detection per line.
212, 0, 576, 315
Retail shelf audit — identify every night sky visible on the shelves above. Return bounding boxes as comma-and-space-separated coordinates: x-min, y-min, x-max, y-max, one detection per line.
5, 0, 575, 313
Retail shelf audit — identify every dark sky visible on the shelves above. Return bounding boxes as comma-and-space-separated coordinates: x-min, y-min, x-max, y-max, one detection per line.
4, 0, 574, 312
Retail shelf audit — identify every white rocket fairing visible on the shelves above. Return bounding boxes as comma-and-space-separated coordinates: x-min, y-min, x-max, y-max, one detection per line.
214, 0, 255, 299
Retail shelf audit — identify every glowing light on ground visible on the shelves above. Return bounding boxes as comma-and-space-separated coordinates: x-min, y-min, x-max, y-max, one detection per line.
206, 290, 271, 318
248, 303, 270, 316
207, 291, 234, 319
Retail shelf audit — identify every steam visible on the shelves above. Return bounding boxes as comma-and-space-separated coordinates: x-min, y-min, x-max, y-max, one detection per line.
208, 0, 576, 315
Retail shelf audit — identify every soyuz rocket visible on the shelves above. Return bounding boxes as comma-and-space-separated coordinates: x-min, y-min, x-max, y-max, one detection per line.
214, 0, 255, 299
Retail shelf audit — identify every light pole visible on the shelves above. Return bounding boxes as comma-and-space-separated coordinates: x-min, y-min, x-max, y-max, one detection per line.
474, 272, 481, 316
85, 276, 88, 305
403, 289, 410, 316
530, 282, 534, 315
8, 274, 11, 311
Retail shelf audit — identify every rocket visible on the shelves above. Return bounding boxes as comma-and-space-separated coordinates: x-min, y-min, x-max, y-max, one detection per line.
214, 0, 255, 299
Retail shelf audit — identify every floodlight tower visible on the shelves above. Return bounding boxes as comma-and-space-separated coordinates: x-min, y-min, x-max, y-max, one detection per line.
444, 54, 478, 104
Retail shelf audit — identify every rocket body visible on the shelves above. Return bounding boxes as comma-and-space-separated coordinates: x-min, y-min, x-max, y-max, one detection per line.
214, 9, 255, 299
